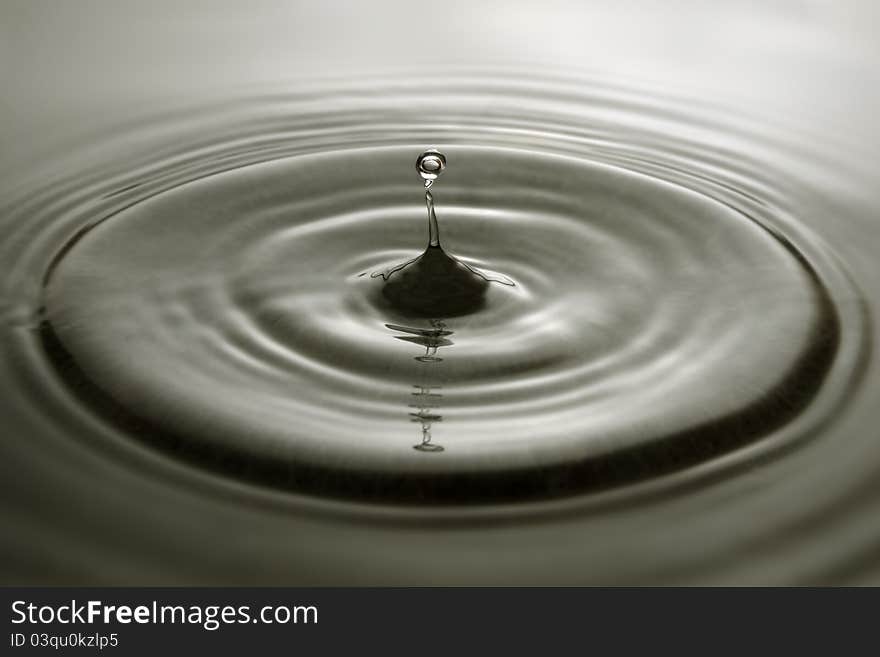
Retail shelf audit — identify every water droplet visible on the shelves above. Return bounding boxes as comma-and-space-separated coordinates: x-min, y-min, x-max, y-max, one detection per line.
370, 148, 515, 317
416, 148, 446, 186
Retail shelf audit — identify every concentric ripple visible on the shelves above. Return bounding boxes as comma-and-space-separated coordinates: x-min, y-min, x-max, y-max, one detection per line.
1, 66, 876, 585
30, 76, 864, 504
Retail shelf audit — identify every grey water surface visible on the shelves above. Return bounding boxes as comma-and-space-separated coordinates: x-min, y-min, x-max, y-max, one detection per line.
2, 1, 880, 584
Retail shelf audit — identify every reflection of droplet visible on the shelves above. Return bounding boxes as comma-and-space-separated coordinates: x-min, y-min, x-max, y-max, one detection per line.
414, 441, 444, 453
386, 322, 453, 361
387, 324, 449, 454
416, 148, 446, 187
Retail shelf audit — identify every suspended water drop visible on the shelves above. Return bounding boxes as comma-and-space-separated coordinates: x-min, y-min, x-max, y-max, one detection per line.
416, 148, 446, 187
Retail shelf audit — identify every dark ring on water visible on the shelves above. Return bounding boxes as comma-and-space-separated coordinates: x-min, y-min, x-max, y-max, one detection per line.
37, 209, 848, 505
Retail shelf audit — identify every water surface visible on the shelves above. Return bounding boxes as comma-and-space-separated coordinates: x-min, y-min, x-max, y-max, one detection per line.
2, 2, 880, 584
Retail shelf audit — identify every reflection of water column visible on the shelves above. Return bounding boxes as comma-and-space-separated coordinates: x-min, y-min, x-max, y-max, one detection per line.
386, 320, 453, 453
410, 384, 443, 452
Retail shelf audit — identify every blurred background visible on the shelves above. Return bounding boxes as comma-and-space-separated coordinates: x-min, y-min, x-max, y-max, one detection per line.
3, 0, 879, 164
